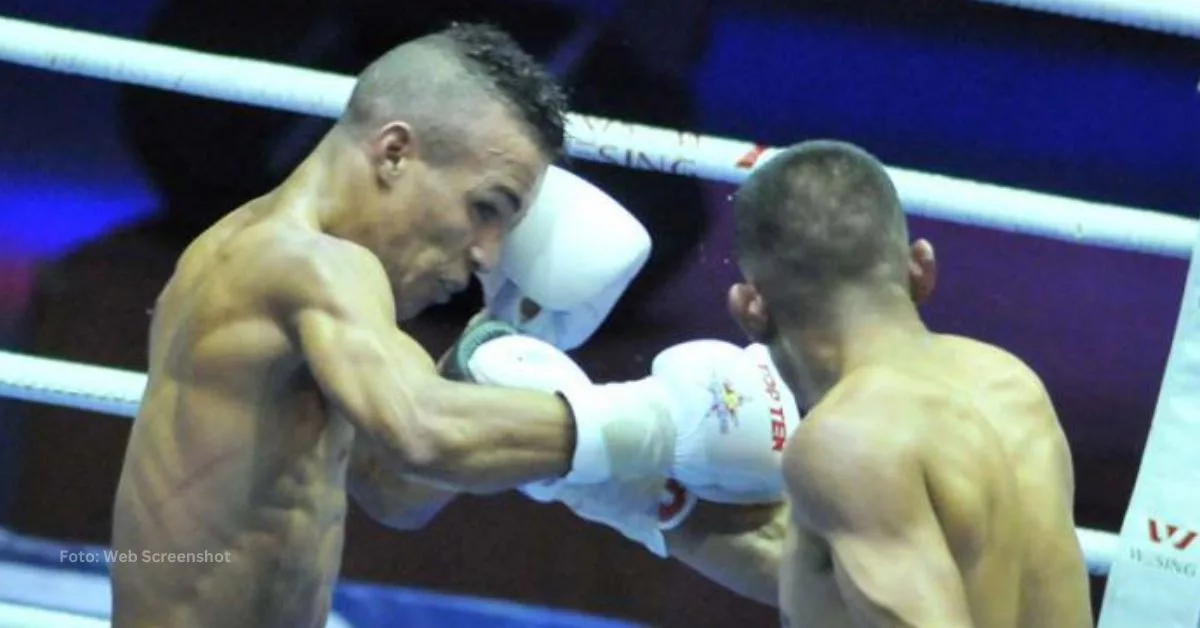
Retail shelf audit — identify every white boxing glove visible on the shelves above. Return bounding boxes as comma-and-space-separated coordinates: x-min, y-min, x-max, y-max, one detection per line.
477, 166, 651, 350
531, 343, 800, 556
467, 336, 801, 501
661, 341, 799, 504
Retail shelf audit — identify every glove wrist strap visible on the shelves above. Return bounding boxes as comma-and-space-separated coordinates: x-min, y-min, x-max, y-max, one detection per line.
559, 378, 674, 485
559, 384, 613, 484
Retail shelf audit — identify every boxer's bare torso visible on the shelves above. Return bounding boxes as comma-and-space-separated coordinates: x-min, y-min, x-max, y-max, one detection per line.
111, 198, 388, 628
780, 335, 1092, 628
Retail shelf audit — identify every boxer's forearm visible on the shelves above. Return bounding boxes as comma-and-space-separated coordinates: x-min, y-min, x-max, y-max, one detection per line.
303, 308, 575, 493
405, 379, 575, 493
665, 501, 788, 607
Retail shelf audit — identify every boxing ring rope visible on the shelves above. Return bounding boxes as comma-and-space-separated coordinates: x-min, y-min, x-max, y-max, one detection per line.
0, 15, 1195, 260
0, 11, 1173, 584
0, 602, 106, 628
971, 0, 1200, 39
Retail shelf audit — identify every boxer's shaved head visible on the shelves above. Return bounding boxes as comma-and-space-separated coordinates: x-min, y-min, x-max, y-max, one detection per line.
340, 22, 567, 162
733, 140, 910, 323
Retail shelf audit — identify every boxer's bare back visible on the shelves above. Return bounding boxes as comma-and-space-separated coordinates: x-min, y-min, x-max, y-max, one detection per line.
111, 199, 374, 627
779, 335, 1093, 628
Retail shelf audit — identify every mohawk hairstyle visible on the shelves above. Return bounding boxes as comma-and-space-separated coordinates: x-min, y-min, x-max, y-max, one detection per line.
342, 22, 567, 162
439, 22, 567, 159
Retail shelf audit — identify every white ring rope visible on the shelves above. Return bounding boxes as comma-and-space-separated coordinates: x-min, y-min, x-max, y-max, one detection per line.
0, 15, 1194, 259
0, 348, 1120, 575
0, 351, 144, 419
971, 0, 1200, 39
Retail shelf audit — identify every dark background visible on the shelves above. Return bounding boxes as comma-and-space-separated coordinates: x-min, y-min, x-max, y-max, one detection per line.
0, 0, 1197, 625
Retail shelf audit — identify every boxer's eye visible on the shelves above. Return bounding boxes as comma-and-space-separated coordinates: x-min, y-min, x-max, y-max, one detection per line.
473, 200, 501, 223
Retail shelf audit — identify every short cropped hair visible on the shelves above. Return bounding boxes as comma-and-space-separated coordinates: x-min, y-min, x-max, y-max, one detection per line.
342, 22, 567, 161
733, 140, 909, 319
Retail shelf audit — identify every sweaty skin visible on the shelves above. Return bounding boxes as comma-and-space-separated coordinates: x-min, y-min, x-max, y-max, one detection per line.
778, 335, 1092, 628
110, 166, 575, 626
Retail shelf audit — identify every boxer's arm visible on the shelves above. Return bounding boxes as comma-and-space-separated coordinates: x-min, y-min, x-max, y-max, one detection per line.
786, 401, 973, 628
284, 245, 574, 493
347, 433, 458, 530
348, 332, 493, 529
665, 500, 787, 607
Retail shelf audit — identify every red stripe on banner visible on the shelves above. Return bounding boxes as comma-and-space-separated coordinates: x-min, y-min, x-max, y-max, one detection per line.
735, 144, 768, 169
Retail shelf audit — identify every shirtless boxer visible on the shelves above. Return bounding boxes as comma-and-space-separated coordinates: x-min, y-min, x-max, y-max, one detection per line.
109, 23, 755, 628
724, 140, 1093, 626
467, 142, 1096, 626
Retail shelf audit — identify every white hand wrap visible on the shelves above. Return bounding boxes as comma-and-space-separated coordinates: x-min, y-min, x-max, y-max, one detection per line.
462, 335, 673, 484
477, 166, 651, 350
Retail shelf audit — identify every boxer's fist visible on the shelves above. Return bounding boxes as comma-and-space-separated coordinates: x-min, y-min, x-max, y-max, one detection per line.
477, 166, 651, 350
653, 340, 800, 504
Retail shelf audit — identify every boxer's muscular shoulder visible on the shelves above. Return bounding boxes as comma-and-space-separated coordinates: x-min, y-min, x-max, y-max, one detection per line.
783, 370, 920, 491
804, 367, 918, 434
264, 233, 392, 322
939, 335, 1049, 402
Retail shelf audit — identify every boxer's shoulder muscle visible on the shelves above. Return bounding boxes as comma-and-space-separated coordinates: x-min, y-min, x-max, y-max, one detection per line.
927, 335, 1070, 500
162, 218, 390, 347
779, 380, 974, 627
268, 235, 394, 328
935, 338, 1090, 627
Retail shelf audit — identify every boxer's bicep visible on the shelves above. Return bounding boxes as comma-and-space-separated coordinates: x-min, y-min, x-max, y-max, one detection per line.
786, 417, 972, 628
293, 305, 443, 465
273, 244, 456, 468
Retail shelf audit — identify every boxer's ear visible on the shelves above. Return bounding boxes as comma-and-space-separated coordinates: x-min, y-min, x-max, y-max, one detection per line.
728, 282, 772, 343
370, 122, 414, 186
908, 239, 937, 306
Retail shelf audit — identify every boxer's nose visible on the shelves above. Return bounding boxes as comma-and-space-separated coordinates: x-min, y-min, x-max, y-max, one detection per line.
469, 236, 502, 274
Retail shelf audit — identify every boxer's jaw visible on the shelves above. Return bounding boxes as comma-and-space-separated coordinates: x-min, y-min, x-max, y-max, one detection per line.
727, 281, 821, 408
789, 282, 930, 407
727, 282, 771, 344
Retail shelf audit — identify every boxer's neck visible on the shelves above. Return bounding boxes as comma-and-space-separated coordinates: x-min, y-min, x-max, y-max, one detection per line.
785, 283, 928, 402
277, 127, 373, 240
